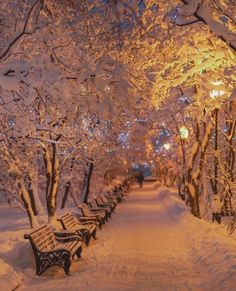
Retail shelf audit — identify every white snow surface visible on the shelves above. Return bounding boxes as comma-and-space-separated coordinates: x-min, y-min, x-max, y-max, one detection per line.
1, 183, 236, 290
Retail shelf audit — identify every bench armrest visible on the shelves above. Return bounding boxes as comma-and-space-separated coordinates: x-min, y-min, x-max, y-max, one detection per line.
54, 229, 77, 236
79, 216, 99, 225
90, 208, 106, 212
54, 230, 82, 242
79, 216, 98, 220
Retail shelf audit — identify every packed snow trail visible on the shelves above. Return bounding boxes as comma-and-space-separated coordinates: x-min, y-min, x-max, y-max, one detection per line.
20, 183, 236, 291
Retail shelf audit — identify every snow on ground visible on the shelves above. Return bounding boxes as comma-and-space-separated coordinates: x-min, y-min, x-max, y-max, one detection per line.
1, 183, 236, 290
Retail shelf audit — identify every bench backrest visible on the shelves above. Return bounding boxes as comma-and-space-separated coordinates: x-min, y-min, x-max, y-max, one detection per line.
100, 194, 109, 203
79, 203, 91, 216
59, 213, 77, 230
89, 200, 98, 209
24, 224, 58, 251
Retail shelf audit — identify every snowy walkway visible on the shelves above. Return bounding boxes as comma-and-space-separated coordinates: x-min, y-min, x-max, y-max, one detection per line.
20, 183, 236, 291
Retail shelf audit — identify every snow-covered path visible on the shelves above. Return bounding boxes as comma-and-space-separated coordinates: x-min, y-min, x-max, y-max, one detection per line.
20, 183, 236, 291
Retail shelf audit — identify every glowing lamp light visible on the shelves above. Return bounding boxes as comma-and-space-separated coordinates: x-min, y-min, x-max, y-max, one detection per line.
105, 85, 111, 92
163, 143, 171, 150
210, 80, 224, 86
179, 126, 189, 139
209, 89, 225, 99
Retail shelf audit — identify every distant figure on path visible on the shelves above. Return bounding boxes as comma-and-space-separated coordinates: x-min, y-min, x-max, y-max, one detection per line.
211, 196, 222, 224
136, 172, 144, 188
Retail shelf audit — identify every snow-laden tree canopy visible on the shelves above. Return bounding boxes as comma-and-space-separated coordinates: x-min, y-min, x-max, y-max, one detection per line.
0, 0, 235, 225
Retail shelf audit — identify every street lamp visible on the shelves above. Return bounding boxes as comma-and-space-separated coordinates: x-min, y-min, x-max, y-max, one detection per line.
179, 125, 189, 139
209, 80, 225, 100
209, 89, 225, 99
209, 79, 226, 196
178, 125, 189, 200
163, 142, 171, 150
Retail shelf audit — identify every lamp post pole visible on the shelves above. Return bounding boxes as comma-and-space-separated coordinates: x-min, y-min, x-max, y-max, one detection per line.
209, 80, 224, 196
178, 125, 189, 199
214, 107, 219, 195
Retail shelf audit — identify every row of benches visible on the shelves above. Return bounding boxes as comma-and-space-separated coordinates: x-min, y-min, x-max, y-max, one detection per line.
24, 181, 129, 276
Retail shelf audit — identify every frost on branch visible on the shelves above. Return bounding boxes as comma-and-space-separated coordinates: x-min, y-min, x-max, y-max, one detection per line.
166, 0, 236, 50
0, 60, 31, 91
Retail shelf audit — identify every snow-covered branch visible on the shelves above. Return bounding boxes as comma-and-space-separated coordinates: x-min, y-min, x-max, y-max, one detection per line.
0, 0, 44, 61
166, 0, 236, 50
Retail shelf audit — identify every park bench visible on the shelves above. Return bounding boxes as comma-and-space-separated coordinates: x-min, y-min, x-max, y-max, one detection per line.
114, 185, 126, 198
88, 199, 111, 220
103, 190, 123, 203
91, 197, 113, 213
57, 212, 96, 246
78, 203, 106, 227
123, 178, 131, 191
95, 195, 116, 212
24, 224, 82, 276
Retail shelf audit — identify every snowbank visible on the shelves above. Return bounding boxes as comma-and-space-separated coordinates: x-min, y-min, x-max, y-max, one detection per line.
0, 259, 22, 291
102, 177, 125, 192
1, 185, 236, 290
180, 210, 236, 290
153, 186, 236, 290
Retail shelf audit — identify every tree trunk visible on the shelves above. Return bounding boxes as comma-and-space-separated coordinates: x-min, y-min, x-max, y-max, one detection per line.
33, 156, 44, 214
189, 190, 200, 218
61, 181, 71, 209
222, 108, 236, 214
28, 189, 38, 215
43, 142, 60, 223
27, 177, 38, 216
61, 158, 75, 209
82, 160, 94, 203
17, 179, 39, 228
186, 120, 213, 218
31, 180, 44, 214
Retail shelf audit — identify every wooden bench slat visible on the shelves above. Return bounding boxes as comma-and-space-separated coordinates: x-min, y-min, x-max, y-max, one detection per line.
57, 213, 97, 244
24, 224, 82, 276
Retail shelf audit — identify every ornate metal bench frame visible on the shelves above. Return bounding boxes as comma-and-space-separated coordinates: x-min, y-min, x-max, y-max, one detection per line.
24, 224, 82, 276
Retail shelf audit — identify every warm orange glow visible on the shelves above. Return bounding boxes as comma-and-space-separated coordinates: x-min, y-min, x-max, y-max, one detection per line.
179, 126, 189, 139
163, 143, 171, 150
209, 89, 225, 99
210, 80, 224, 86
